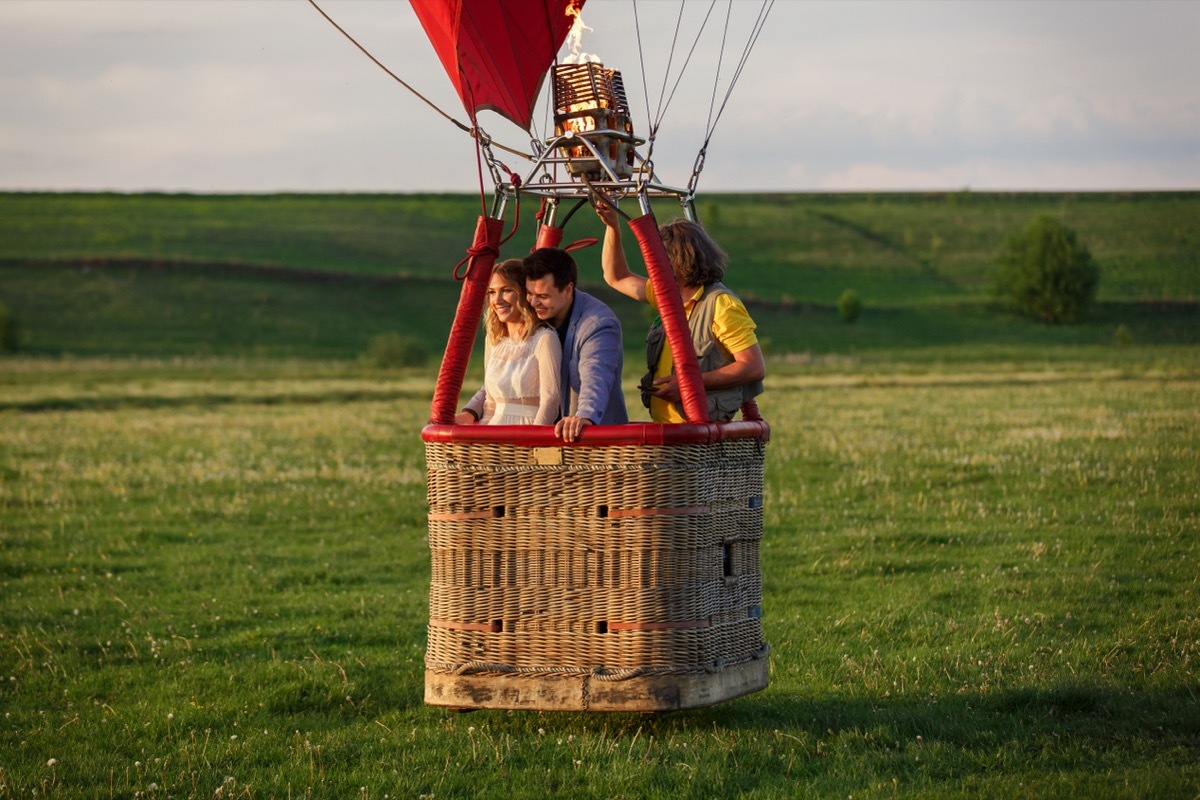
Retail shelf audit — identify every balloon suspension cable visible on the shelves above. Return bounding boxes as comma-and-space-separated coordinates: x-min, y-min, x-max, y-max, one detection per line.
630, 0, 716, 200
697, 0, 776, 165
307, 0, 468, 133
627, 0, 774, 204
629, 2, 663, 202
472, 120, 489, 216
308, 0, 534, 164
686, 147, 707, 201
476, 129, 525, 247
477, 128, 509, 191
636, 124, 659, 198
655, 0, 720, 130
631, 0, 653, 145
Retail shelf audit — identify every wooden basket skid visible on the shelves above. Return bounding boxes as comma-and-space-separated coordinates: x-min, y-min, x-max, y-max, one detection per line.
425, 657, 769, 713
424, 432, 769, 712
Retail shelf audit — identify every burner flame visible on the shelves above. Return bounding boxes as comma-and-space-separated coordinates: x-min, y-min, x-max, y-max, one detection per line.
563, 5, 600, 64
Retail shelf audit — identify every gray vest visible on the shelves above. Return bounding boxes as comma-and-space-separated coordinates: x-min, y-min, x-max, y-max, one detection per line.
643, 282, 764, 422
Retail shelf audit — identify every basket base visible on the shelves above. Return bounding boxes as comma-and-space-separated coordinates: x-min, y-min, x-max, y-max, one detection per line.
425, 658, 768, 713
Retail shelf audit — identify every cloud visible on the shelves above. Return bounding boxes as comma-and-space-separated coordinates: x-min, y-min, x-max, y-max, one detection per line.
0, 0, 1197, 192
816, 157, 1200, 192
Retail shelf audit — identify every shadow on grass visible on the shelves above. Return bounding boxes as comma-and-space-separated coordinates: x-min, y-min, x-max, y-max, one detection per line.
408, 682, 1200, 795
429, 681, 1200, 742
704, 682, 1200, 740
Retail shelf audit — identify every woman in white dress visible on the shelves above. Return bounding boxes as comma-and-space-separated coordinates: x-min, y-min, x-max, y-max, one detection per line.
455, 259, 562, 425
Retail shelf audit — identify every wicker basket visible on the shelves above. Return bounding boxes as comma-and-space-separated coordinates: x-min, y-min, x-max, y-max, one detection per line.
422, 422, 769, 712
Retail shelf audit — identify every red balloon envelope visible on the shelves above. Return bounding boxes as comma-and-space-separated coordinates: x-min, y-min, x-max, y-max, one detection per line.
410, 0, 585, 131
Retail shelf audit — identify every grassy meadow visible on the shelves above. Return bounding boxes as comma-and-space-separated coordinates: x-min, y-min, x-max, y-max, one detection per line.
1, 192, 1198, 797
2, 191, 1198, 362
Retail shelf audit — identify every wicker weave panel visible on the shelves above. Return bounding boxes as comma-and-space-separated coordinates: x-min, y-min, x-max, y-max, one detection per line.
429, 476, 762, 515
429, 510, 762, 552
427, 441, 745, 470
429, 577, 762, 624
425, 437, 767, 680
430, 545, 728, 586
427, 619, 764, 671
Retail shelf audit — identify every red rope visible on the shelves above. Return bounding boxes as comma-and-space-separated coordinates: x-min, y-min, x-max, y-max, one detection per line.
498, 191, 522, 248
452, 233, 501, 281
563, 238, 598, 253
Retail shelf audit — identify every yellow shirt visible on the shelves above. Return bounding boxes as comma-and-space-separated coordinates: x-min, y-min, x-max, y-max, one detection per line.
645, 282, 759, 423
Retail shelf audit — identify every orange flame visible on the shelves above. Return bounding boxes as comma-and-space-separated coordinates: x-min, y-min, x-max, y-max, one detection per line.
564, 3, 599, 64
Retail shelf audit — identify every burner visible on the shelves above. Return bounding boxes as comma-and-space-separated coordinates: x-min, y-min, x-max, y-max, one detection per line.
551, 62, 636, 181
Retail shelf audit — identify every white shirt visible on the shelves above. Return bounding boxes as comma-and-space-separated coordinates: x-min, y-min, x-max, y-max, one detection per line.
477, 326, 562, 425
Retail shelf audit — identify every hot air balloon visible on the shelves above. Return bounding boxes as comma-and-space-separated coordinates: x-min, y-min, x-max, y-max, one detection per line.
311, 0, 774, 712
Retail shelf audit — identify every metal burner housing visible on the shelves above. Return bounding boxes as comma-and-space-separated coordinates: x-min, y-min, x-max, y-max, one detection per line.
551, 62, 636, 181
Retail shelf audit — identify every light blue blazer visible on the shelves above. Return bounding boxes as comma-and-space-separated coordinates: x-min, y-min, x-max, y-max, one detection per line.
561, 290, 628, 425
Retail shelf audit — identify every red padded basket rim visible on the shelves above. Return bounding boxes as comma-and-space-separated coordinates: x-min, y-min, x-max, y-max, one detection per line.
421, 421, 770, 447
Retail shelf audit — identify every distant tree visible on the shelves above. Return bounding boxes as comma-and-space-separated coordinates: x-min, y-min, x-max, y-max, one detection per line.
363, 332, 427, 368
0, 301, 19, 353
995, 215, 1099, 324
837, 289, 861, 324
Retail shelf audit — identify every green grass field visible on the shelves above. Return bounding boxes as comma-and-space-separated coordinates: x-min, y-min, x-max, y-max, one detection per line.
1, 355, 1197, 798
1, 193, 1198, 797
3, 191, 1198, 297
2, 191, 1197, 363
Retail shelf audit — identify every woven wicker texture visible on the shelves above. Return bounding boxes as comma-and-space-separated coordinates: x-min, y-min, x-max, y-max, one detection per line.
425, 437, 767, 679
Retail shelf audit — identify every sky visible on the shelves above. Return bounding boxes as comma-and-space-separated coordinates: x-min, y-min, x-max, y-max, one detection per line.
1, 0, 1197, 194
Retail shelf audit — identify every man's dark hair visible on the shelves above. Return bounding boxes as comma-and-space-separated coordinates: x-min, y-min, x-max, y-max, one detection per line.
523, 248, 578, 290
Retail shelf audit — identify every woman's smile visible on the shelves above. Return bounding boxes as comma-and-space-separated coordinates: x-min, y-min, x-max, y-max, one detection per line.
491, 291, 516, 320
486, 273, 525, 334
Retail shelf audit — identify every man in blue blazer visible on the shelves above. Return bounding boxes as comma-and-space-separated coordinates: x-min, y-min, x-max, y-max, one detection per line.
524, 248, 628, 441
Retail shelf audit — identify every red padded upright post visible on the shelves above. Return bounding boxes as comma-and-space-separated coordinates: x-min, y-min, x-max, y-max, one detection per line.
428, 215, 504, 424
535, 224, 564, 250
627, 214, 709, 423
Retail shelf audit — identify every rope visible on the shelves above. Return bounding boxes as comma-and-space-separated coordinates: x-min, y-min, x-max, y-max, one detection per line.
627, 0, 775, 198
307, 0, 469, 133
702, 0, 775, 145
307, 0, 534, 164
632, 0, 653, 141
473, 113, 489, 216
311, 0, 775, 210
452, 236, 501, 282
658, 1, 719, 131
563, 237, 599, 253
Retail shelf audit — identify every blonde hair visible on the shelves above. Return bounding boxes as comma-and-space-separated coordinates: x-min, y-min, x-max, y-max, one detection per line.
484, 259, 541, 343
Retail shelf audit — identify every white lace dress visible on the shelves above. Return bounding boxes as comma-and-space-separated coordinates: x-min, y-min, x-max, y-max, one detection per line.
474, 327, 562, 425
